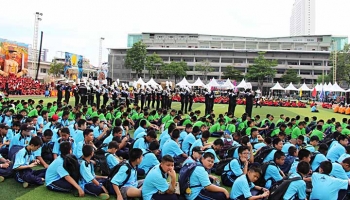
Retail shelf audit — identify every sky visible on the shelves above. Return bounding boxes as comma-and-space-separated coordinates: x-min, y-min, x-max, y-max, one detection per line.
0, 0, 349, 66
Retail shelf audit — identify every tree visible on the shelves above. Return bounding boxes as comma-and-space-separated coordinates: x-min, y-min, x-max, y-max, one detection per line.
316, 74, 332, 84
145, 53, 163, 79
161, 61, 188, 83
222, 65, 244, 80
195, 59, 213, 83
329, 44, 350, 86
48, 61, 64, 77
125, 41, 147, 77
281, 68, 301, 86
245, 52, 277, 90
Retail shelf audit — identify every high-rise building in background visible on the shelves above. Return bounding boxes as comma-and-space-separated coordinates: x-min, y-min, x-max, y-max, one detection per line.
290, 0, 315, 36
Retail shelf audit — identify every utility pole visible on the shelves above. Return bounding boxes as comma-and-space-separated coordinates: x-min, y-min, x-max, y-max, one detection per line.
332, 40, 337, 84
31, 12, 43, 77
99, 37, 105, 68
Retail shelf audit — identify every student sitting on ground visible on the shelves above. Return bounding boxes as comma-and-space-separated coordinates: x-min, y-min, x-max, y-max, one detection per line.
34, 129, 53, 168
182, 146, 204, 166
8, 123, 34, 160
221, 146, 249, 187
133, 130, 157, 151
311, 104, 319, 112
189, 130, 211, 154
0, 152, 12, 182
109, 148, 143, 200
185, 152, 229, 200
45, 142, 84, 196
283, 161, 310, 200
230, 166, 270, 200
337, 145, 350, 163
142, 155, 178, 200
53, 127, 76, 160
289, 149, 311, 174
263, 138, 284, 163
74, 128, 97, 159
305, 136, 319, 153
280, 146, 298, 174
105, 141, 120, 171
264, 150, 286, 189
138, 141, 160, 175
327, 134, 348, 163
181, 126, 201, 155
162, 129, 188, 167
12, 136, 46, 188
310, 160, 350, 200
330, 157, 350, 180
79, 145, 109, 199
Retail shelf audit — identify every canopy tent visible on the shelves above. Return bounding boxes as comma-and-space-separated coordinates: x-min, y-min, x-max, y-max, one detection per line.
284, 82, 298, 91
270, 82, 285, 91
136, 77, 146, 85
315, 83, 323, 92
323, 82, 333, 91
222, 78, 235, 89
255, 89, 262, 94
206, 78, 220, 87
146, 78, 159, 87
331, 82, 346, 92
191, 77, 205, 87
236, 79, 247, 88
298, 83, 311, 91
346, 88, 350, 93
176, 77, 191, 87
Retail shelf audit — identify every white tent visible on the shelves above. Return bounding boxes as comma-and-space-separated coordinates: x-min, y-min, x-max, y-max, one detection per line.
146, 78, 159, 87
207, 78, 220, 87
323, 82, 333, 91
236, 79, 247, 88
346, 88, 350, 93
222, 78, 235, 89
331, 82, 346, 92
315, 83, 323, 92
270, 82, 285, 91
176, 77, 191, 87
136, 77, 145, 85
191, 77, 205, 87
298, 83, 311, 91
284, 82, 298, 91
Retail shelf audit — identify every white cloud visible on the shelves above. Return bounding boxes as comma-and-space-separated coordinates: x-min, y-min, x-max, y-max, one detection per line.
0, 0, 349, 66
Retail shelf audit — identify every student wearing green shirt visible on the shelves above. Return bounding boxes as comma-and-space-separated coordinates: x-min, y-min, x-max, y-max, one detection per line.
131, 107, 141, 121
271, 124, 287, 137
114, 105, 125, 120
28, 105, 42, 117
165, 116, 181, 130
276, 114, 285, 126
310, 125, 324, 141
50, 102, 57, 113
209, 119, 225, 137
224, 112, 233, 124
342, 125, 350, 136
182, 116, 196, 126
291, 122, 305, 139
193, 119, 205, 129
341, 118, 348, 129
226, 119, 237, 134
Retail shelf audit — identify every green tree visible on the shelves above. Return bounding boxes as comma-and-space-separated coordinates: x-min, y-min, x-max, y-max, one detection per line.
245, 52, 277, 90
125, 41, 147, 77
222, 65, 244, 80
145, 53, 163, 79
48, 61, 64, 77
281, 68, 301, 86
329, 44, 350, 86
161, 61, 188, 83
316, 74, 332, 84
195, 59, 213, 83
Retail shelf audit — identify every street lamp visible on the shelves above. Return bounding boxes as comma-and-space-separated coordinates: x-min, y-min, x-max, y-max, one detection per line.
31, 12, 43, 77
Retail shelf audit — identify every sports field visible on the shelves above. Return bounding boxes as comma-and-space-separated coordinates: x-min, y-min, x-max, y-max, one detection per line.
0, 96, 342, 199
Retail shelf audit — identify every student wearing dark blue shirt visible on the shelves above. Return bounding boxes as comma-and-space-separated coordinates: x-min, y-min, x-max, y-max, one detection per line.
12, 136, 46, 188
45, 142, 84, 197
79, 145, 109, 199
230, 166, 270, 199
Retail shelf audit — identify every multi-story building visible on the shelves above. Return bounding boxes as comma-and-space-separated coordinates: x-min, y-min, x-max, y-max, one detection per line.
290, 0, 315, 36
108, 32, 348, 90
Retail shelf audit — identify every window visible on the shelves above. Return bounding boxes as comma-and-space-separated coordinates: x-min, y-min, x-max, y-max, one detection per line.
40, 68, 47, 73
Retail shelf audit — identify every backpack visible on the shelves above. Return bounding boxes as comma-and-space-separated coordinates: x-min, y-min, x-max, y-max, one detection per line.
179, 162, 202, 195
93, 144, 112, 176
219, 138, 234, 159
215, 158, 233, 175
310, 152, 320, 167
268, 177, 302, 200
254, 146, 274, 164
324, 126, 332, 136
107, 161, 132, 188
255, 161, 276, 187
63, 154, 80, 183
226, 146, 239, 158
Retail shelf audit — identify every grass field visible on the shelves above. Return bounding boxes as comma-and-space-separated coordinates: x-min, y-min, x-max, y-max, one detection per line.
0, 96, 343, 199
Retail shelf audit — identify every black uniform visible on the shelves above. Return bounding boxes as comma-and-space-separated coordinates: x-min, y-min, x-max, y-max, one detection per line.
156, 90, 161, 110
140, 90, 146, 110
134, 89, 139, 105
95, 87, 101, 109
180, 91, 185, 112
204, 91, 210, 115
74, 85, 80, 106
188, 92, 194, 112
146, 90, 152, 108
102, 87, 109, 106
167, 90, 172, 110
88, 85, 94, 105
151, 91, 156, 109
64, 84, 71, 104
228, 91, 237, 116
245, 90, 254, 118
209, 91, 215, 112
56, 84, 63, 104
184, 91, 189, 114
79, 84, 88, 106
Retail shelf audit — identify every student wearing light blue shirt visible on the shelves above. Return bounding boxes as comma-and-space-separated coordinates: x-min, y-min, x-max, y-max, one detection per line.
160, 123, 176, 150
8, 123, 34, 160
13, 136, 46, 187
310, 160, 350, 200
105, 141, 120, 170
330, 158, 350, 180
182, 126, 200, 155
179, 124, 192, 146
58, 111, 70, 127
74, 128, 96, 159
142, 155, 177, 200
222, 146, 249, 187
338, 145, 350, 163
161, 129, 188, 166
72, 119, 87, 144
52, 127, 76, 160
264, 150, 286, 189
6, 121, 21, 142
139, 141, 160, 175
134, 120, 147, 139
109, 148, 143, 200
289, 149, 311, 174
230, 166, 269, 200
327, 135, 348, 163
133, 130, 157, 151
79, 145, 109, 199
189, 130, 211, 155
0, 109, 13, 127
182, 146, 203, 166
283, 161, 309, 200
46, 141, 84, 196
185, 152, 229, 200
263, 138, 283, 163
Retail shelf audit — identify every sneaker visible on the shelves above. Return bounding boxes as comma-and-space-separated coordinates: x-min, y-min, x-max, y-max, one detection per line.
98, 193, 109, 200
23, 182, 29, 188
0, 176, 4, 182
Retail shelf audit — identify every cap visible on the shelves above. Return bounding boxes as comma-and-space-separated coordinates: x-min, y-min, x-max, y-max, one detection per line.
20, 123, 35, 131
52, 114, 59, 121
192, 146, 204, 154
0, 123, 9, 129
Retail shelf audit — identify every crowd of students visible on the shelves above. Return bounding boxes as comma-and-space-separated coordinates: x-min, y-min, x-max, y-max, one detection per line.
0, 96, 350, 200
0, 75, 45, 95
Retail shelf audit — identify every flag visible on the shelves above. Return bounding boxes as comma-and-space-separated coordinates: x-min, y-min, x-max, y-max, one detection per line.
319, 88, 324, 99
311, 88, 317, 97
299, 89, 302, 97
